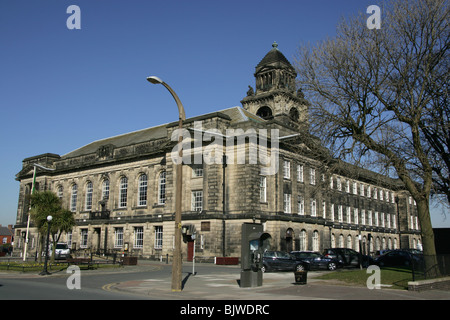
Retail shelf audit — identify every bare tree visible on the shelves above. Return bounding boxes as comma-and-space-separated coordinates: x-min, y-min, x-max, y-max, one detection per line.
294, 0, 449, 270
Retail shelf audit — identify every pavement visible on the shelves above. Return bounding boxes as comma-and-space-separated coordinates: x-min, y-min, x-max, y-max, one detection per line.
102, 260, 450, 300
2, 259, 450, 300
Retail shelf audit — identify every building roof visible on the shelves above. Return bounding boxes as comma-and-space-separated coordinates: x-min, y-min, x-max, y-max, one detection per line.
0, 225, 13, 237
255, 41, 294, 73
62, 106, 266, 159
62, 124, 168, 159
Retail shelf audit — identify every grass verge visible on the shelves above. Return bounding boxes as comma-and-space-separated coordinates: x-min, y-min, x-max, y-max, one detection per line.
315, 267, 424, 290
0, 261, 121, 272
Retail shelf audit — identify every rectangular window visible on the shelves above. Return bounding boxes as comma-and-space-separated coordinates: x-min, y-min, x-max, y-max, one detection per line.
158, 171, 166, 205
283, 160, 291, 179
297, 165, 303, 182
114, 228, 124, 248
155, 226, 163, 249
134, 227, 144, 248
297, 195, 304, 215
353, 208, 358, 225
284, 193, 291, 213
346, 206, 351, 223
330, 204, 334, 221
259, 176, 267, 202
67, 232, 72, 247
322, 200, 326, 219
310, 168, 316, 185
191, 190, 203, 212
80, 229, 88, 248
192, 166, 203, 177
311, 198, 317, 216
338, 205, 343, 222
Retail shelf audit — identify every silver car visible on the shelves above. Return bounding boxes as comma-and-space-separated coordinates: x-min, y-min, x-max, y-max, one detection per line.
52, 243, 71, 260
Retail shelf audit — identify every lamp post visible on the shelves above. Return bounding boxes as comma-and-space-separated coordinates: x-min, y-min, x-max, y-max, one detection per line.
23, 163, 55, 261
40, 215, 52, 275
147, 76, 186, 292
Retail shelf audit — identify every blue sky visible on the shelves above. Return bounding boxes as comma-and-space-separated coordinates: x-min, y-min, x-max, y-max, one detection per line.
1, 0, 448, 228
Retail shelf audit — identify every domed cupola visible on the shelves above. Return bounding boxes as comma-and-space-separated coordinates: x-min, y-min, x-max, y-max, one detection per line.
241, 42, 308, 129
254, 41, 297, 93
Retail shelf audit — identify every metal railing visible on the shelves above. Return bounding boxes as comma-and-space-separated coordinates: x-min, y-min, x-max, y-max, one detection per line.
411, 254, 450, 280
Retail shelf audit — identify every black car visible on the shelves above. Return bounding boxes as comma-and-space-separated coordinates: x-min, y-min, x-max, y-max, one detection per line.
323, 248, 373, 267
262, 251, 306, 272
290, 251, 343, 271
374, 249, 424, 268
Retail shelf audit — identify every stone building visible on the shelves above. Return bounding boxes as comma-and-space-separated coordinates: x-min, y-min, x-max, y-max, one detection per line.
13, 43, 422, 261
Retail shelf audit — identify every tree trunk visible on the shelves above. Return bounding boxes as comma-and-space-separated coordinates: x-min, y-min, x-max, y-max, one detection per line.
417, 198, 439, 278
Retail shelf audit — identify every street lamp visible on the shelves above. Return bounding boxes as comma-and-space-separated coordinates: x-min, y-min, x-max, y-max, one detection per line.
40, 215, 52, 275
147, 75, 186, 292
23, 163, 55, 261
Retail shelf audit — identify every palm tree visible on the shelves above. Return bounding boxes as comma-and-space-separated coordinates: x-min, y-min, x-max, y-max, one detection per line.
30, 191, 75, 263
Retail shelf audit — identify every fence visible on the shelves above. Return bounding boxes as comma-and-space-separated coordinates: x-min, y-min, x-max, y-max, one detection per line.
412, 254, 450, 280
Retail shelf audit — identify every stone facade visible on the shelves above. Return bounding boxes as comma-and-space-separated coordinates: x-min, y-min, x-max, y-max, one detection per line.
13, 43, 422, 261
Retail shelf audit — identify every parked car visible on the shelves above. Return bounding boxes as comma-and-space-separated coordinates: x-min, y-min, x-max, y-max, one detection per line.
323, 248, 373, 267
374, 249, 424, 268
262, 251, 306, 272
290, 251, 343, 271
50, 243, 71, 260
374, 249, 391, 259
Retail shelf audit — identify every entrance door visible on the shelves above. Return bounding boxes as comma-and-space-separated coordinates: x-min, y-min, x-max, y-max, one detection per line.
286, 228, 294, 252
187, 241, 194, 261
93, 228, 101, 254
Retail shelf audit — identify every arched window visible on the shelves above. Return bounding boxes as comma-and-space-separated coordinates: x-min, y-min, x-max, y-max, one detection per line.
339, 234, 344, 248
158, 171, 166, 205
138, 174, 148, 207
85, 181, 93, 210
70, 184, 77, 212
299, 229, 307, 251
256, 106, 273, 120
119, 177, 128, 208
289, 107, 299, 121
312, 231, 319, 251
57, 185, 63, 201
102, 179, 110, 200
347, 235, 352, 249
